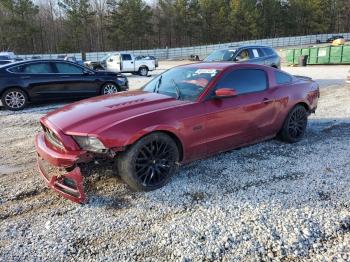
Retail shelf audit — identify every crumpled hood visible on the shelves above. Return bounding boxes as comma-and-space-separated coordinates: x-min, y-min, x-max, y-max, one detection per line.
44, 91, 186, 135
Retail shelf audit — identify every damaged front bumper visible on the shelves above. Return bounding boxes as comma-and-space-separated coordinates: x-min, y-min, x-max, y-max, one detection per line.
35, 133, 93, 203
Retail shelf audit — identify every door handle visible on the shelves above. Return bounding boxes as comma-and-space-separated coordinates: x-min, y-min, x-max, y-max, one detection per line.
20, 76, 30, 79
263, 98, 273, 104
59, 75, 70, 78
131, 62, 134, 64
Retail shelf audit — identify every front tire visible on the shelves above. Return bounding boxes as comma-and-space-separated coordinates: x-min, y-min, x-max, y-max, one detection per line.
117, 132, 179, 191
279, 105, 308, 143
1, 88, 28, 111
101, 83, 119, 95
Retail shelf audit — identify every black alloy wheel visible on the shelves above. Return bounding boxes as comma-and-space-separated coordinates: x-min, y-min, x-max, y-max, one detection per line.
117, 132, 179, 191
279, 105, 308, 143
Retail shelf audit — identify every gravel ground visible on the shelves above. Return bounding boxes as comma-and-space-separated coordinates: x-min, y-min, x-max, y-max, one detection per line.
0, 64, 350, 261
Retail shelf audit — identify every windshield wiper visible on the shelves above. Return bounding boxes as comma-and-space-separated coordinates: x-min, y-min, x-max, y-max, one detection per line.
171, 79, 182, 100
153, 75, 162, 93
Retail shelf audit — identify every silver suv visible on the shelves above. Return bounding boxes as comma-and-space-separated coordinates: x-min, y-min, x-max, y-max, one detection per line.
204, 45, 281, 69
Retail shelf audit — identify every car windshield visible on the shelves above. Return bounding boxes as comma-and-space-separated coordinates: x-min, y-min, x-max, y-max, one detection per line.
205, 49, 236, 62
100, 53, 113, 62
142, 67, 221, 101
0, 55, 10, 60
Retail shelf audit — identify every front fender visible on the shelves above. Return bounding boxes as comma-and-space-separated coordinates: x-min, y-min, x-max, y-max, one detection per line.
124, 124, 184, 147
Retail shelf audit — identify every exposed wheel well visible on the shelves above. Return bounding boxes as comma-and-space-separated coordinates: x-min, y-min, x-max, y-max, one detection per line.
295, 102, 310, 112
139, 65, 149, 70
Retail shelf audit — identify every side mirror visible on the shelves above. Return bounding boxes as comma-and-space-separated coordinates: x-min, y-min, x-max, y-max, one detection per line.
108, 58, 113, 62
215, 88, 237, 98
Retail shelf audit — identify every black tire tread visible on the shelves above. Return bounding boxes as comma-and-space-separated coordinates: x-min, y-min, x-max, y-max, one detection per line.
279, 105, 308, 143
117, 132, 179, 191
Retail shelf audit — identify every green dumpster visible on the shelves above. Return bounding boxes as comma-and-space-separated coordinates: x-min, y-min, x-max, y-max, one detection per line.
330, 46, 342, 64
342, 45, 350, 63
301, 48, 310, 63
286, 49, 295, 65
316, 47, 330, 64
309, 48, 318, 65
286, 45, 350, 65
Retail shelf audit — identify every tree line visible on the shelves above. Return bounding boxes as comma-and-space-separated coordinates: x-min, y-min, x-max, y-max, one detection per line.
0, 0, 349, 54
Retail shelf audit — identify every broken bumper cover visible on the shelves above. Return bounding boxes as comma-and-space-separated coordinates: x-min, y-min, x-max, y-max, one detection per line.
35, 133, 92, 203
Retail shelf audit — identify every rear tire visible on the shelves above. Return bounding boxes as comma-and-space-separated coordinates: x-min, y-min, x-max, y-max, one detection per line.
117, 132, 179, 191
138, 67, 148, 76
1, 88, 28, 111
279, 105, 308, 143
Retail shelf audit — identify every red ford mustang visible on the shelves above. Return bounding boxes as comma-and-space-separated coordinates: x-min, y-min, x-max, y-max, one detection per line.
35, 63, 319, 203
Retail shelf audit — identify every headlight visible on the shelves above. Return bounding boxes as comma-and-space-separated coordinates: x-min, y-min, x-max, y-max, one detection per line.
73, 136, 106, 152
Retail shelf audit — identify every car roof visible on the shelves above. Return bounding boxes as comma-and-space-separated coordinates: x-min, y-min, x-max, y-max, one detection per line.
217, 45, 273, 51
176, 62, 269, 70
0, 59, 79, 68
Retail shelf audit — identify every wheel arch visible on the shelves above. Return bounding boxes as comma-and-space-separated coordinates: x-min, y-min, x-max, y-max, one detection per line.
124, 129, 184, 162
295, 101, 310, 112
139, 65, 149, 70
1, 86, 30, 101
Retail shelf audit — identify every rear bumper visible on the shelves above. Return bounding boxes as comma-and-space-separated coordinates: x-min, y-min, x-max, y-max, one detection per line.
35, 133, 92, 203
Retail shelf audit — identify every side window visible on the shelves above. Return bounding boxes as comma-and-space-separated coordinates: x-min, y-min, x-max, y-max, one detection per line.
275, 71, 292, 85
215, 69, 268, 95
8, 65, 26, 73
55, 62, 84, 74
257, 48, 265, 57
251, 48, 260, 58
121, 54, 132, 61
236, 49, 251, 61
263, 48, 275, 56
16, 63, 53, 74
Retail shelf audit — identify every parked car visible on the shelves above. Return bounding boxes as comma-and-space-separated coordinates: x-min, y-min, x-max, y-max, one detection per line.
34, 63, 319, 203
0, 51, 23, 65
327, 35, 344, 43
85, 53, 156, 76
0, 59, 128, 110
204, 45, 281, 69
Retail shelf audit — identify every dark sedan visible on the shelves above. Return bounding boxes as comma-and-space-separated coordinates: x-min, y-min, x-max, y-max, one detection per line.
0, 60, 128, 110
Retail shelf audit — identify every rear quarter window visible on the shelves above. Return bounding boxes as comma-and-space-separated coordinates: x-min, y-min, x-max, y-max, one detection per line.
275, 71, 293, 85
7, 65, 25, 73
263, 48, 276, 56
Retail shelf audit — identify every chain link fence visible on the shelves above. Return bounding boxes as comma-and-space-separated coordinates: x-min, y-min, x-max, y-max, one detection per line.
19, 32, 350, 62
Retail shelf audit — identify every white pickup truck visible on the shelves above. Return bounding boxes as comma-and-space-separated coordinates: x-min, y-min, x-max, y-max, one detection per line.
86, 53, 156, 76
